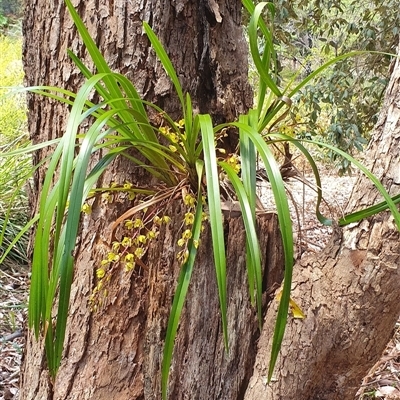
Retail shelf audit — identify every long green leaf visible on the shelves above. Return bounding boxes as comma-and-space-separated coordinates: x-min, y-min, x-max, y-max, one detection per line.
64, 0, 125, 111
143, 22, 185, 114
239, 113, 257, 307
53, 108, 121, 370
307, 139, 400, 230
65, 0, 171, 175
218, 121, 294, 380
31, 73, 123, 374
199, 114, 229, 350
0, 215, 38, 265
248, 2, 281, 98
219, 161, 263, 328
339, 193, 400, 226
161, 161, 204, 400
247, 132, 293, 381
29, 136, 66, 336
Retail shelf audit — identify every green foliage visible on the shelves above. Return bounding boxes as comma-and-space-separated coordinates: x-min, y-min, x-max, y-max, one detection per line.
0, 0, 23, 36
249, 0, 397, 172
0, 36, 25, 143
8, 1, 399, 399
0, 35, 30, 266
0, 13, 7, 28
0, 139, 32, 266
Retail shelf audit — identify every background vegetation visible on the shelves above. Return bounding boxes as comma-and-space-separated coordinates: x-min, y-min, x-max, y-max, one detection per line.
0, 24, 29, 265
248, 0, 397, 173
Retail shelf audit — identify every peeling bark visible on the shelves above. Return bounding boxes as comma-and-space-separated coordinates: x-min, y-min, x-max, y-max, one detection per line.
244, 54, 400, 400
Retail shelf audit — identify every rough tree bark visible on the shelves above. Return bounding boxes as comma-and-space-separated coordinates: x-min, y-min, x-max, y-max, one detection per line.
244, 54, 400, 400
20, 1, 285, 399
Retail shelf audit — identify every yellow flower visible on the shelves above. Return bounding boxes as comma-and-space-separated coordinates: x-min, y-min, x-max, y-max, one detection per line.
168, 132, 179, 143
112, 242, 121, 252
121, 237, 132, 247
153, 215, 162, 225
193, 239, 200, 249
177, 238, 185, 247
107, 252, 120, 262
175, 119, 185, 129
281, 125, 294, 135
125, 262, 135, 271
135, 247, 144, 258
128, 192, 136, 201
147, 230, 157, 239
81, 203, 92, 215
125, 253, 134, 262
169, 145, 177, 152
162, 216, 171, 224
227, 155, 236, 164
159, 126, 170, 135
295, 113, 304, 123
182, 229, 192, 240
177, 250, 189, 264
96, 268, 105, 279
102, 192, 113, 203
226, 154, 241, 174
125, 220, 134, 229
138, 234, 147, 244
183, 193, 196, 207
133, 218, 144, 228
123, 182, 133, 190
124, 254, 135, 271
184, 212, 195, 225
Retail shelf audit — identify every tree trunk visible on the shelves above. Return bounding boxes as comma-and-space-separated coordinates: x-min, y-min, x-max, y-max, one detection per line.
20, 1, 285, 399
244, 55, 400, 400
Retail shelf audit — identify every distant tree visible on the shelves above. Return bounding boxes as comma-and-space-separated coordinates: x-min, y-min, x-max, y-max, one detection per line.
264, 0, 398, 172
